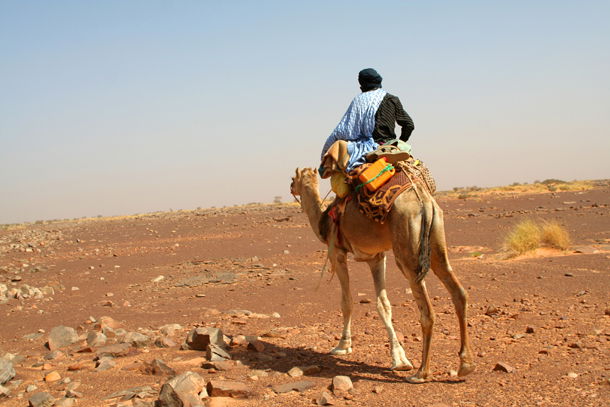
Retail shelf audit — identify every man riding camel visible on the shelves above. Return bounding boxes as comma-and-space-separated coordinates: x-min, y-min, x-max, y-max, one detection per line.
321, 68, 415, 172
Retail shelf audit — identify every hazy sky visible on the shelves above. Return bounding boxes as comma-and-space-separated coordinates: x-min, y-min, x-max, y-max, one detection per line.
1, 1, 609, 224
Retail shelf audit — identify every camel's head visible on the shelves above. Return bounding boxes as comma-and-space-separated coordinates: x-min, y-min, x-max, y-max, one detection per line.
290, 167, 319, 197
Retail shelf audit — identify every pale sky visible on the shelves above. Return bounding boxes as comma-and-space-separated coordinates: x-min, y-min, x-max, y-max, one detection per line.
1, 1, 609, 224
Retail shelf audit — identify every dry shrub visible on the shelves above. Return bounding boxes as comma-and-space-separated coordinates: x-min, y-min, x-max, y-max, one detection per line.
540, 221, 570, 249
504, 220, 541, 255
504, 219, 571, 255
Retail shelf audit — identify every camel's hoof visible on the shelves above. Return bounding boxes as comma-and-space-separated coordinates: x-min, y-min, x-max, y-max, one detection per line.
458, 362, 476, 377
405, 375, 429, 384
330, 347, 352, 355
391, 362, 414, 371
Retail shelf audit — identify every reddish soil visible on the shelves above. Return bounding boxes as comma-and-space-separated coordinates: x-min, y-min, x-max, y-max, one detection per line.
0, 187, 609, 407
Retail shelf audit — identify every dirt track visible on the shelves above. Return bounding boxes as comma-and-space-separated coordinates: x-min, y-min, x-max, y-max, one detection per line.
1, 186, 609, 407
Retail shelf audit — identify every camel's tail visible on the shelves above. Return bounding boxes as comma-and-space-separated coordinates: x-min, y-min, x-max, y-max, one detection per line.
415, 199, 435, 283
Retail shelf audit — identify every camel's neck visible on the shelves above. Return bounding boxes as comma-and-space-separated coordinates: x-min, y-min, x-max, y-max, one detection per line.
299, 182, 325, 243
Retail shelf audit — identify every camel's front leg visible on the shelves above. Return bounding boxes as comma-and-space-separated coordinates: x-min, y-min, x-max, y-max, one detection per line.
330, 249, 353, 355
368, 254, 413, 371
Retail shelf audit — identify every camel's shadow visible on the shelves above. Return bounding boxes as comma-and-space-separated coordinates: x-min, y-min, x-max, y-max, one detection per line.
228, 339, 464, 385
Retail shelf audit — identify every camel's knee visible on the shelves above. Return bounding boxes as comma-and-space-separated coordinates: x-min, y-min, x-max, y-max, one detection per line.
376, 296, 392, 316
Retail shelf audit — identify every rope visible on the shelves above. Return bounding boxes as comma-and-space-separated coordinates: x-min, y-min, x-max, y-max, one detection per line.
355, 164, 394, 192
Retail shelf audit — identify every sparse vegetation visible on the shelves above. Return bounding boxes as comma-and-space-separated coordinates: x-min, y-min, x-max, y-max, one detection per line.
504, 219, 571, 256
504, 220, 542, 255
540, 221, 571, 250
438, 179, 606, 198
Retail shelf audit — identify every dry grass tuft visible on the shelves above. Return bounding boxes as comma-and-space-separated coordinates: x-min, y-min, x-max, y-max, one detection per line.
504, 219, 571, 256
540, 221, 571, 250
504, 220, 542, 255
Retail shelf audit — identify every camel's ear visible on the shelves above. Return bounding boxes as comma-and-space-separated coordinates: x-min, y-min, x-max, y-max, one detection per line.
295, 168, 299, 177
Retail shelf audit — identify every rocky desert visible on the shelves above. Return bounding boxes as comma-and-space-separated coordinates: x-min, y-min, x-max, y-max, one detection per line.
1, 181, 609, 407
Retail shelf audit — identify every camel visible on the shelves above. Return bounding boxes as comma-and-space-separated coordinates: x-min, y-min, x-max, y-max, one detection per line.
290, 167, 475, 383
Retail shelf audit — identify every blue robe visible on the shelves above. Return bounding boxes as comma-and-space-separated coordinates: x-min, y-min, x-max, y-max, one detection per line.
321, 89, 387, 171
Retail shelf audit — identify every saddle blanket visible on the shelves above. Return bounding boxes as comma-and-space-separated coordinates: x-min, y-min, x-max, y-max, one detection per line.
348, 164, 413, 223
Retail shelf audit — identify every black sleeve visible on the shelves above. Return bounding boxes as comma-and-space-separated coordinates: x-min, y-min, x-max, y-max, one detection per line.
393, 97, 414, 141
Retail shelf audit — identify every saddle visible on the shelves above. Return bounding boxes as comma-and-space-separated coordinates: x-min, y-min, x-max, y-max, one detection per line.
320, 141, 436, 224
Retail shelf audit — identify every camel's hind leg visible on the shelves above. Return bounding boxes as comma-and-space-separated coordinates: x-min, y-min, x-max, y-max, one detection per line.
367, 253, 413, 371
391, 200, 436, 383
430, 209, 475, 376
330, 248, 353, 355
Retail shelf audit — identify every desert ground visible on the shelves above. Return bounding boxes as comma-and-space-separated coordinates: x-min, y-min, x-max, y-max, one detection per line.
0, 181, 609, 407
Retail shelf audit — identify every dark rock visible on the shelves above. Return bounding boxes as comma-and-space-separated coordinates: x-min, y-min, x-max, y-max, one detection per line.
206, 380, 250, 398
141, 359, 176, 376
185, 327, 225, 351
96, 357, 116, 371
157, 372, 207, 406
493, 362, 515, 373
123, 332, 151, 348
86, 331, 107, 348
0, 358, 15, 385
96, 343, 132, 358
47, 326, 79, 350
207, 344, 231, 361
155, 336, 177, 348
28, 392, 56, 407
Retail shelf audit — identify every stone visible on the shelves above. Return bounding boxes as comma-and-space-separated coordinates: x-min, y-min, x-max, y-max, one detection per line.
271, 380, 315, 394
44, 350, 65, 360
26, 384, 38, 392
230, 335, 248, 346
155, 336, 177, 348
157, 371, 207, 407
493, 362, 515, 373
28, 392, 56, 407
185, 327, 225, 351
0, 358, 15, 385
86, 331, 107, 347
207, 344, 231, 361
0, 385, 9, 398
317, 391, 334, 405
123, 331, 151, 348
484, 305, 500, 316
140, 359, 176, 376
96, 357, 116, 371
332, 376, 353, 395
159, 324, 182, 337
526, 326, 535, 334
567, 372, 578, 378
152, 275, 165, 283
156, 384, 182, 407
95, 316, 121, 331
206, 380, 250, 398
44, 371, 61, 382
47, 326, 79, 350
96, 343, 132, 358
288, 367, 303, 377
